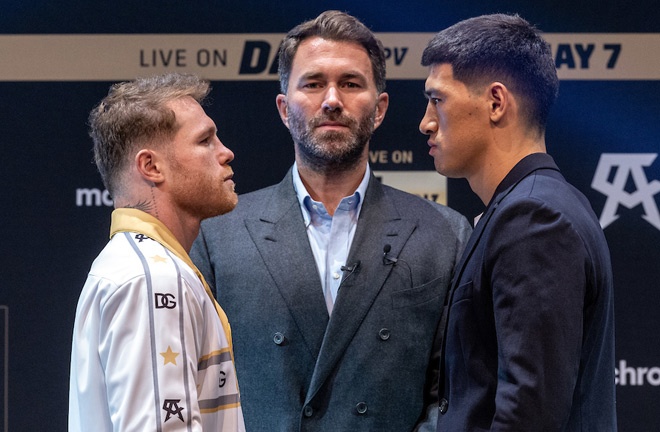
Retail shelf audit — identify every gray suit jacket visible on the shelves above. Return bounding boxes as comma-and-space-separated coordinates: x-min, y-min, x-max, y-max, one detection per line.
191, 168, 471, 431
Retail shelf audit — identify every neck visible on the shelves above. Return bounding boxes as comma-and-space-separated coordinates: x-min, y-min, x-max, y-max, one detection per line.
469, 135, 546, 206
115, 190, 199, 253
296, 160, 367, 216
157, 210, 199, 253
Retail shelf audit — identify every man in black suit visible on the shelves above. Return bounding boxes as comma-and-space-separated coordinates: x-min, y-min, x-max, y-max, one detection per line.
419, 13, 616, 430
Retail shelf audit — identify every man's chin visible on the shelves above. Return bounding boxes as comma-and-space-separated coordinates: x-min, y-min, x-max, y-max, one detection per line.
314, 130, 353, 143
200, 197, 238, 220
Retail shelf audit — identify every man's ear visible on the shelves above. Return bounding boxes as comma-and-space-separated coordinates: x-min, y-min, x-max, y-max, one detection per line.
373, 92, 389, 130
488, 82, 508, 123
135, 149, 165, 184
275, 94, 290, 129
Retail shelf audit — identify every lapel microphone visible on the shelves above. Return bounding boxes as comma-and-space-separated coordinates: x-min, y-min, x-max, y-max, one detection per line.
383, 244, 398, 265
337, 260, 361, 295
383, 244, 413, 286
341, 260, 361, 273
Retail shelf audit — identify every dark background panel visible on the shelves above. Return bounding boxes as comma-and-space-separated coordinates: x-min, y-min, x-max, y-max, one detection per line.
3, 0, 660, 33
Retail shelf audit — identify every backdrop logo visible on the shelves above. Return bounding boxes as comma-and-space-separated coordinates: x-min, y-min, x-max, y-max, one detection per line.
616, 359, 660, 386
591, 153, 660, 230
238, 39, 410, 76
76, 188, 113, 207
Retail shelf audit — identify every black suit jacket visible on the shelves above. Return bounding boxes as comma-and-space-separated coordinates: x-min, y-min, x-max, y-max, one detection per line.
437, 153, 616, 431
191, 168, 471, 431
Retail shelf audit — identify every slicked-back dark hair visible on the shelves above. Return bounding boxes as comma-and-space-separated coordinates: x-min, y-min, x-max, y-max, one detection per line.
277, 10, 386, 94
422, 14, 559, 133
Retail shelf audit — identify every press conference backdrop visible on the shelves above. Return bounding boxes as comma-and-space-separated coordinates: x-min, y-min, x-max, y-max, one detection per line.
1, 1, 658, 430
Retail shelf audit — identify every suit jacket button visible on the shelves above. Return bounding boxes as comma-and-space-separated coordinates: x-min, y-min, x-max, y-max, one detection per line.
356, 402, 368, 414
439, 398, 448, 414
273, 332, 285, 345
378, 328, 390, 340
303, 405, 313, 417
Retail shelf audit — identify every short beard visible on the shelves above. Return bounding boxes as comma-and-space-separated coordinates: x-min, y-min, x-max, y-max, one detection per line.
288, 108, 376, 175
168, 157, 237, 220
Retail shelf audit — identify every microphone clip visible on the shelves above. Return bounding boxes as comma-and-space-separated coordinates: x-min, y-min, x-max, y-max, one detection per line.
382, 244, 413, 286
341, 260, 361, 273
382, 244, 398, 265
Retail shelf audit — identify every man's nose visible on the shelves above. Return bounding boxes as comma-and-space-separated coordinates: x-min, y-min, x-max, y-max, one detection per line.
322, 86, 342, 112
419, 105, 437, 135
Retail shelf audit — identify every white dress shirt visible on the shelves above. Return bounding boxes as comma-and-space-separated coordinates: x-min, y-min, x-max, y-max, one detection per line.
292, 162, 369, 314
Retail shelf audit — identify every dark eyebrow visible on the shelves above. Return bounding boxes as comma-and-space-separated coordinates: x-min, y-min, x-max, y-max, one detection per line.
342, 71, 366, 80
300, 72, 324, 82
340, 71, 370, 86
423, 90, 436, 99
424, 87, 445, 98
298, 70, 368, 84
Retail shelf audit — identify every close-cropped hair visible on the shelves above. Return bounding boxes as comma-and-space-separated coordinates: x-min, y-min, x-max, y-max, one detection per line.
88, 72, 210, 196
421, 13, 559, 133
277, 10, 387, 94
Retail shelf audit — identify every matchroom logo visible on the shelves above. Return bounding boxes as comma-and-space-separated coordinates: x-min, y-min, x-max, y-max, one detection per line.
616, 359, 660, 386
591, 153, 660, 230
76, 188, 113, 207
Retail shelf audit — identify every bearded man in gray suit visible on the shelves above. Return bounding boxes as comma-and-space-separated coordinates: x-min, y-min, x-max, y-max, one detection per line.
191, 10, 471, 432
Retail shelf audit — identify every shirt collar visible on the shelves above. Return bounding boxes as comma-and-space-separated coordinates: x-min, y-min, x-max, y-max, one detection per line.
292, 162, 370, 224
109, 207, 234, 348
110, 208, 187, 260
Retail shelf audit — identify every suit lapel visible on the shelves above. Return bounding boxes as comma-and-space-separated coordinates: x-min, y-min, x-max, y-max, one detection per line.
450, 153, 561, 294
305, 177, 417, 402
438, 153, 563, 386
448, 205, 493, 298
244, 170, 329, 359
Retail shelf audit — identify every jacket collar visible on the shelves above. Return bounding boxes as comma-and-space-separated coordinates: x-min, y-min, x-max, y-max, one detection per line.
485, 152, 560, 212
